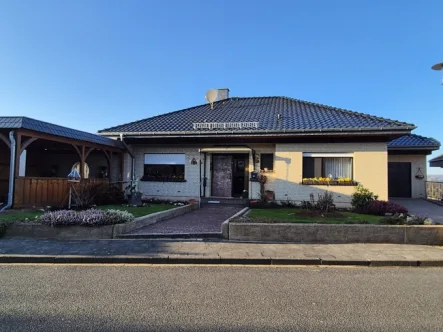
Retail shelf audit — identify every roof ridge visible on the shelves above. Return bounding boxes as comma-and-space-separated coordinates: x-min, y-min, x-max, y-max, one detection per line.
282, 97, 416, 128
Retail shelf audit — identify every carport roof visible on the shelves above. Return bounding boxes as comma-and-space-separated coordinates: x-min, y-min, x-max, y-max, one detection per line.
0, 117, 124, 149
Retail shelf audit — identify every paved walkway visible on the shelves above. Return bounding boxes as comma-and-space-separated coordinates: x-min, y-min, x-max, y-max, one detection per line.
391, 199, 443, 224
126, 205, 244, 235
1, 239, 443, 266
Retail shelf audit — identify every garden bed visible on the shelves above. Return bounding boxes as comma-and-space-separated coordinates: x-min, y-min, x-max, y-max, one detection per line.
3, 203, 198, 240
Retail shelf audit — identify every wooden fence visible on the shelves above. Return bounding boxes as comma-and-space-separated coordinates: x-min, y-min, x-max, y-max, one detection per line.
426, 181, 443, 202
13, 177, 110, 208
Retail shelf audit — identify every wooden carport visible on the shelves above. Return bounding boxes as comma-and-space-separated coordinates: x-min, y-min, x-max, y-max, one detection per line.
0, 117, 126, 208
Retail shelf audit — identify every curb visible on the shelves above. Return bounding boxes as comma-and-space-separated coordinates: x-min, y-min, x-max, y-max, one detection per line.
1, 254, 442, 267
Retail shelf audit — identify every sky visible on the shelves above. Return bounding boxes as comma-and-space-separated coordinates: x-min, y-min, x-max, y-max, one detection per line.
0, 0, 442, 174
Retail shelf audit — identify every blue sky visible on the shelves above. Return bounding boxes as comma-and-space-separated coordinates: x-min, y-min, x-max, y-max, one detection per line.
0, 0, 442, 174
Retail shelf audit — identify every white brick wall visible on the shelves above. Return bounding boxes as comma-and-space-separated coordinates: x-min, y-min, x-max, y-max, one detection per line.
130, 145, 201, 200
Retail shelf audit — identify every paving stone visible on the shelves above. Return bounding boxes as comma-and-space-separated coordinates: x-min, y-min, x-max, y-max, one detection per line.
127, 206, 243, 235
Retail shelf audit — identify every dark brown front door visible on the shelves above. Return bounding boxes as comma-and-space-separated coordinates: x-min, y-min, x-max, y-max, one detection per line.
212, 155, 232, 197
388, 162, 412, 198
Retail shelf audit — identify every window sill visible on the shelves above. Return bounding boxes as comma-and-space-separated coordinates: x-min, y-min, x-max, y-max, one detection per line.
301, 181, 358, 186
141, 178, 187, 183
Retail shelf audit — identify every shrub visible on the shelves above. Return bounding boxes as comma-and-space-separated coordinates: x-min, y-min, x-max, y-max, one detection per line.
315, 191, 335, 212
94, 185, 125, 205
380, 216, 407, 225
366, 200, 408, 216
39, 209, 134, 227
0, 221, 9, 238
351, 185, 378, 212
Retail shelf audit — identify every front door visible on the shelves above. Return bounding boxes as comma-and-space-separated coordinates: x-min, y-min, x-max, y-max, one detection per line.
212, 155, 232, 197
388, 162, 412, 198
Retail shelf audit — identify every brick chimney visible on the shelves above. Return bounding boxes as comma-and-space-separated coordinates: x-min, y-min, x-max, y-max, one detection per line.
217, 88, 230, 100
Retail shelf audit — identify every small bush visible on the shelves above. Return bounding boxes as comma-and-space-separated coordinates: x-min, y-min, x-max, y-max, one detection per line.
39, 209, 134, 227
380, 216, 407, 225
94, 185, 125, 205
315, 191, 335, 212
0, 221, 9, 238
366, 200, 408, 216
351, 185, 378, 212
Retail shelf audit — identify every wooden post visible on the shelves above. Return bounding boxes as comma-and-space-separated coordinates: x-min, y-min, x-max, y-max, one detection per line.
108, 151, 113, 182
80, 145, 85, 180
119, 152, 124, 182
15, 132, 21, 178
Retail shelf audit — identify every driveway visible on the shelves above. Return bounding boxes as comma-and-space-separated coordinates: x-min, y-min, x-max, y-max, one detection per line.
125, 205, 244, 236
390, 198, 443, 224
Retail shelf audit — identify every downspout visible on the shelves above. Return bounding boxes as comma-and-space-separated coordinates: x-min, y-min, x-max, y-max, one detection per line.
203, 152, 207, 197
119, 133, 135, 184
1, 131, 16, 211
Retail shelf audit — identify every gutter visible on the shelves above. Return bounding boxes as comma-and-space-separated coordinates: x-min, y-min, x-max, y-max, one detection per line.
1, 131, 16, 211
388, 146, 441, 151
98, 126, 416, 137
117, 130, 413, 140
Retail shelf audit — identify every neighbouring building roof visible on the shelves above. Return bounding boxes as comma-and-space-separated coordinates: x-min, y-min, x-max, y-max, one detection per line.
388, 134, 440, 150
0, 117, 124, 148
98, 96, 416, 136
429, 153, 443, 167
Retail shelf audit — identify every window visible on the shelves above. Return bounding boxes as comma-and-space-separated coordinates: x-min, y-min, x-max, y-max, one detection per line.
260, 154, 274, 172
143, 153, 186, 182
302, 157, 353, 179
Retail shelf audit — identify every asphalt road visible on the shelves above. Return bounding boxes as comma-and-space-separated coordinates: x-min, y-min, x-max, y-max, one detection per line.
1, 265, 442, 331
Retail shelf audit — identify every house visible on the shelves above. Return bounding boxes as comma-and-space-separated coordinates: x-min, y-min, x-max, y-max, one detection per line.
98, 89, 440, 206
0, 117, 125, 209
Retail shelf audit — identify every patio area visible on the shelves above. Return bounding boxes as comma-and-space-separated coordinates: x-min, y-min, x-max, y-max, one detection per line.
390, 198, 443, 224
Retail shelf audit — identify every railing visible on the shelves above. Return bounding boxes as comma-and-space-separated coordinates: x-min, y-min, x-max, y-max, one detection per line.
426, 181, 443, 201
13, 177, 110, 208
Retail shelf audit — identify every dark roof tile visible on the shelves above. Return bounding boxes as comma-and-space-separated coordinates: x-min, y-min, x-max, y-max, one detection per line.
98, 96, 415, 135
388, 134, 440, 149
0, 117, 123, 148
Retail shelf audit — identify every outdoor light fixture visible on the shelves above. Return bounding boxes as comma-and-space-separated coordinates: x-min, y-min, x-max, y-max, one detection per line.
431, 62, 443, 85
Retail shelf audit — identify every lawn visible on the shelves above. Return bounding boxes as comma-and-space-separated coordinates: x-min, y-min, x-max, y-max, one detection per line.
0, 204, 177, 221
96, 204, 176, 217
247, 208, 383, 224
0, 210, 43, 222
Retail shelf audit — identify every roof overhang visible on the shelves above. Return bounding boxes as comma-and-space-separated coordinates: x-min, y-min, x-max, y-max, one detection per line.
430, 154, 443, 168
106, 128, 412, 139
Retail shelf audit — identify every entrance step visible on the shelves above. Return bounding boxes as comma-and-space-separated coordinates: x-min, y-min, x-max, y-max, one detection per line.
200, 198, 249, 206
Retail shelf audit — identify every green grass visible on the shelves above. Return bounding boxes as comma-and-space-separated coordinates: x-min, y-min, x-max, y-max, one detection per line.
0, 204, 177, 222
97, 204, 176, 217
0, 211, 43, 222
248, 208, 383, 224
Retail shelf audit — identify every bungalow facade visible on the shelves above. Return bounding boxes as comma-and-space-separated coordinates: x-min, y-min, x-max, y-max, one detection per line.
99, 89, 440, 206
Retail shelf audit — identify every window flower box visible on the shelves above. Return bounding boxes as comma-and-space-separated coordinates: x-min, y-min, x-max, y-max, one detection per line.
302, 177, 358, 186
141, 176, 186, 182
